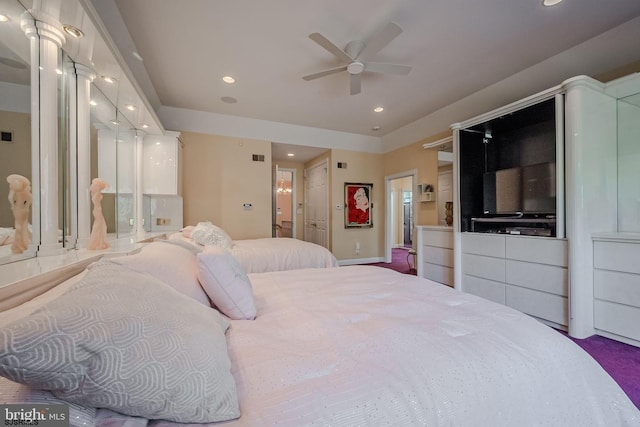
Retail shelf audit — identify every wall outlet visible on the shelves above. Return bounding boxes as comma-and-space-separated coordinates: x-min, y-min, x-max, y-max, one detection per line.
156, 217, 170, 226
355, 241, 360, 255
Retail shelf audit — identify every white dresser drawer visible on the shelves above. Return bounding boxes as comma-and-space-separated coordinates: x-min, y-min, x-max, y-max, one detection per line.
595, 300, 640, 342
424, 263, 453, 287
506, 259, 568, 296
423, 246, 453, 268
594, 269, 640, 307
463, 253, 505, 282
422, 229, 453, 249
506, 285, 568, 326
506, 236, 568, 267
594, 241, 640, 274
463, 275, 505, 304
462, 233, 505, 257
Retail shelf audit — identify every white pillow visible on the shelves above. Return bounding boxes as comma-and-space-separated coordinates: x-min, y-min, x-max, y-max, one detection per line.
197, 246, 257, 320
0, 261, 240, 423
108, 240, 211, 306
191, 222, 234, 250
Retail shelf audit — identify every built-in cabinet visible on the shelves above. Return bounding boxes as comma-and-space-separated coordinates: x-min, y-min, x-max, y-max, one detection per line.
461, 233, 568, 327
416, 226, 453, 286
593, 235, 640, 345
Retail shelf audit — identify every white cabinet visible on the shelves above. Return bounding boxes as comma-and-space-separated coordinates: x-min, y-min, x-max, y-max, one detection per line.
143, 132, 181, 195
416, 226, 453, 286
461, 233, 568, 327
593, 236, 640, 346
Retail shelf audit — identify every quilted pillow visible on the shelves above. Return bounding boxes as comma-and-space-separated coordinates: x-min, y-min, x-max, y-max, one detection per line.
108, 240, 210, 306
197, 246, 257, 320
191, 222, 234, 250
0, 261, 240, 423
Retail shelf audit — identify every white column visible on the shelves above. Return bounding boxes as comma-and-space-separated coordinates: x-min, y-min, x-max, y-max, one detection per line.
450, 125, 462, 291
75, 64, 95, 248
135, 130, 146, 235
563, 76, 617, 339
21, 12, 65, 257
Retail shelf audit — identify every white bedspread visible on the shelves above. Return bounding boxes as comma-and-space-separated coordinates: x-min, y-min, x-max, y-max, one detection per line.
120, 266, 638, 427
230, 238, 337, 273
169, 233, 338, 273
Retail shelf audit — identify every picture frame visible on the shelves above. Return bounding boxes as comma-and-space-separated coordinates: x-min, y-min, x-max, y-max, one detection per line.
344, 183, 373, 228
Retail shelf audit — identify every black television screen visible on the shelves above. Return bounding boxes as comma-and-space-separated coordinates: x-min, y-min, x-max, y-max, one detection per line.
483, 162, 555, 215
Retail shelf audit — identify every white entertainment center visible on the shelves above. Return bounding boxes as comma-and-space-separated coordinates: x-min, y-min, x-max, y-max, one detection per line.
443, 73, 640, 346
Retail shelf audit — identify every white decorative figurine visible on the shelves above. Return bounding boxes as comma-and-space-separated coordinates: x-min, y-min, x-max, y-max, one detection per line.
88, 178, 110, 250
6, 174, 32, 254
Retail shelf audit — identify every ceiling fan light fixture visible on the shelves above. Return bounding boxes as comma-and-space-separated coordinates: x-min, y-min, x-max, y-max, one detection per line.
222, 75, 236, 84
347, 61, 365, 75
374, 106, 384, 113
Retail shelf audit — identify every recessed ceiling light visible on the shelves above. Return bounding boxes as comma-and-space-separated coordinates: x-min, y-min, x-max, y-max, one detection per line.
125, 104, 136, 111
110, 120, 120, 125
56, 69, 63, 75
132, 51, 144, 61
89, 100, 97, 106
0, 14, 10, 22
374, 106, 384, 113
63, 25, 84, 38
222, 76, 236, 84
141, 123, 149, 129
221, 96, 237, 104
542, 0, 563, 6
287, 153, 295, 157
372, 126, 381, 131
102, 76, 116, 84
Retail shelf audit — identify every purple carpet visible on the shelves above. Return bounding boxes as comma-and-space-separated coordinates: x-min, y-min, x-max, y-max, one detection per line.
364, 248, 640, 409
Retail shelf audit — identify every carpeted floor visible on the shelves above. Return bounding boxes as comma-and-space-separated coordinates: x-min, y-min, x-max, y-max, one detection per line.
363, 248, 640, 409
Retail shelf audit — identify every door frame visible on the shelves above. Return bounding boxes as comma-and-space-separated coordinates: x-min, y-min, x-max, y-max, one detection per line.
304, 159, 329, 248
384, 169, 418, 263
275, 167, 297, 238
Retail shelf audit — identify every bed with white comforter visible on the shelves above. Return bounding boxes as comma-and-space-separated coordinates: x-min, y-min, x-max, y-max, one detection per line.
170, 222, 338, 273
0, 241, 638, 427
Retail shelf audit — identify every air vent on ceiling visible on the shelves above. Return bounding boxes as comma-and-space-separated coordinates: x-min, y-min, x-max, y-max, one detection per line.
252, 154, 265, 162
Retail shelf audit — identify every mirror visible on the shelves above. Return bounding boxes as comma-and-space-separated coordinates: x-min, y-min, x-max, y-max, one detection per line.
90, 83, 137, 240
617, 91, 640, 232
0, 0, 34, 263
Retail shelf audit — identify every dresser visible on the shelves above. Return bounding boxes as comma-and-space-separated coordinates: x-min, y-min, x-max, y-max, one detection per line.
416, 226, 453, 286
593, 234, 640, 346
461, 233, 568, 328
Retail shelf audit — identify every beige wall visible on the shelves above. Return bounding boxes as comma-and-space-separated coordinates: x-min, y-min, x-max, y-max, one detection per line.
181, 132, 272, 239
330, 149, 384, 261
0, 110, 31, 228
383, 131, 450, 227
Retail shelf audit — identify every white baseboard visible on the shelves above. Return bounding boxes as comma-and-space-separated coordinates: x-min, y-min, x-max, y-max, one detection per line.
338, 257, 385, 266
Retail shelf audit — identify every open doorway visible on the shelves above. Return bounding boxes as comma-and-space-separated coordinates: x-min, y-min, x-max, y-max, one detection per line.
385, 170, 417, 263
274, 168, 296, 238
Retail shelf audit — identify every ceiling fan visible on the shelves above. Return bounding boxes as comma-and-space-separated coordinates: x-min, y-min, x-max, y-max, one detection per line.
302, 22, 411, 95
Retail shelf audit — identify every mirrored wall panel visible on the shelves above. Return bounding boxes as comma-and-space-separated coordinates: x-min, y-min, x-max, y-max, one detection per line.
0, 0, 33, 263
617, 91, 640, 232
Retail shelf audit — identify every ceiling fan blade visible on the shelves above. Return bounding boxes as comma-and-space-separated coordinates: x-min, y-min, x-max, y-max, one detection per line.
364, 62, 411, 76
350, 73, 361, 95
358, 22, 403, 59
302, 65, 348, 81
308, 33, 353, 63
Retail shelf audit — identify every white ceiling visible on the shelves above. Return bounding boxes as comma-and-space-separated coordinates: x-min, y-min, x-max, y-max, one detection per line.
90, 0, 640, 161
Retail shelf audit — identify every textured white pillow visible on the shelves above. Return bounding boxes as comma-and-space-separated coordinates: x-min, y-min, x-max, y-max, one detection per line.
0, 261, 240, 423
191, 222, 234, 250
197, 246, 257, 320
109, 240, 211, 306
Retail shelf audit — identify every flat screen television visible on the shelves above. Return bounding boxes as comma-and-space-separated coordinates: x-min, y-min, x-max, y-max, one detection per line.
483, 162, 556, 215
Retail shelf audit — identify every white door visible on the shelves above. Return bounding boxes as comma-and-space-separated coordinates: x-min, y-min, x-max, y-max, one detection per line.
438, 171, 453, 225
304, 161, 328, 249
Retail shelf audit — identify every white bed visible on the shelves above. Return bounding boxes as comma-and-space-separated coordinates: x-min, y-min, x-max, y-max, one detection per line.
170, 223, 338, 273
0, 241, 638, 427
